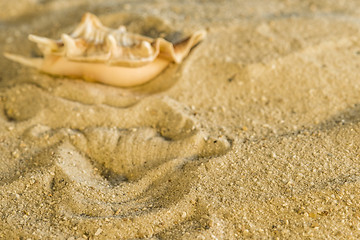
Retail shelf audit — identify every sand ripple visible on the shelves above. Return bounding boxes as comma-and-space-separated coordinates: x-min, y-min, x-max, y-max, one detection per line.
0, 82, 230, 238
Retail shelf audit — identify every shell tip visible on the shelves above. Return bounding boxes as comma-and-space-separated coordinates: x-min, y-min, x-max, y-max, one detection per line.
3, 52, 43, 70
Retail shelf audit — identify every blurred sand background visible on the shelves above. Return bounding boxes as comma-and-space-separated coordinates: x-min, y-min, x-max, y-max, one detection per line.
1, 0, 360, 239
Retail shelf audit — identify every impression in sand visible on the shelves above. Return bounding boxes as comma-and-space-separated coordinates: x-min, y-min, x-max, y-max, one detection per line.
4, 12, 206, 87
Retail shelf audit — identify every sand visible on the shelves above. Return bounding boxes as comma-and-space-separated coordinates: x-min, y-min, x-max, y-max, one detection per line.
1, 0, 360, 239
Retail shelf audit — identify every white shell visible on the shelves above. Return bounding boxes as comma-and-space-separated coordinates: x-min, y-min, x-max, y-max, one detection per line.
4, 12, 206, 87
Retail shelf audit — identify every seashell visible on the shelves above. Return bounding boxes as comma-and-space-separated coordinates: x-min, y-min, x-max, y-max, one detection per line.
4, 12, 206, 87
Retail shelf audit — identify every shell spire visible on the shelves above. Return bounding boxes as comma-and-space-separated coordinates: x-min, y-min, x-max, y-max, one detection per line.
106, 34, 121, 57
61, 34, 84, 58
28, 34, 59, 54
71, 12, 112, 39
3, 12, 206, 87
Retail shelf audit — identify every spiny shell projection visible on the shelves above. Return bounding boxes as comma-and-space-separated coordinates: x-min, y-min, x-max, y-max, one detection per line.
4, 12, 206, 87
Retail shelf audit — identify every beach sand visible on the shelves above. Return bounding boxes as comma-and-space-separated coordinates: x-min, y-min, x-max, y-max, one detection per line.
1, 0, 360, 239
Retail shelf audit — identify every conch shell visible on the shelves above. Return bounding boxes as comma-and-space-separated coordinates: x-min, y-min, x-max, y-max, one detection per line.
4, 12, 206, 87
